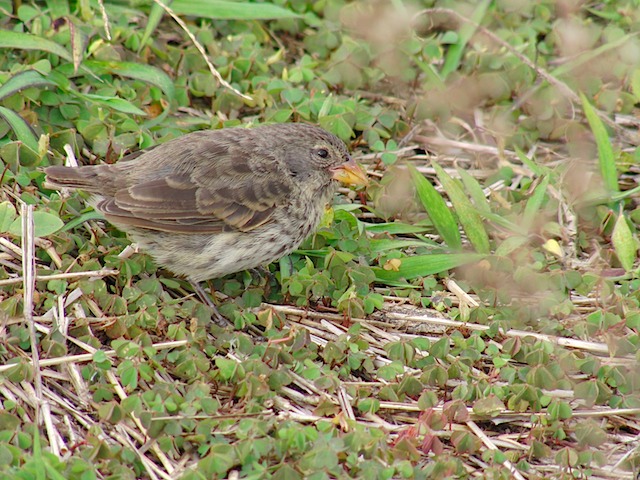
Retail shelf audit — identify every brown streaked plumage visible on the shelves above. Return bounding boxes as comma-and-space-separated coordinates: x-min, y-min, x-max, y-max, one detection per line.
45, 123, 367, 282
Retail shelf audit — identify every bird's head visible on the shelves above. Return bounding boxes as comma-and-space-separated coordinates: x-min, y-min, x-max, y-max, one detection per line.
279, 124, 368, 188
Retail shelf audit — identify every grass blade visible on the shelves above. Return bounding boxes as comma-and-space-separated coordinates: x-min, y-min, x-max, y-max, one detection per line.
83, 60, 176, 102
369, 238, 433, 253
515, 147, 545, 176
480, 210, 527, 235
140, 0, 172, 51
457, 168, 491, 213
580, 92, 618, 194
68, 19, 87, 74
409, 164, 462, 250
495, 235, 529, 256
374, 253, 486, 282
362, 222, 431, 235
0, 106, 40, 152
32, 427, 46, 480
522, 175, 550, 231
0, 70, 56, 102
440, 0, 492, 78
433, 162, 490, 254
171, 0, 300, 19
58, 211, 104, 232
73, 92, 147, 116
0, 30, 72, 62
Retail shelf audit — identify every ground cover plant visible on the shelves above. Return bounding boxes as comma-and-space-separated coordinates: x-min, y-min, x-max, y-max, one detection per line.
1, 0, 640, 478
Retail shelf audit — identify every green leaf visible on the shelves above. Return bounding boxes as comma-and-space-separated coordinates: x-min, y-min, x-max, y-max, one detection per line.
93, 350, 112, 369
555, 447, 579, 468
495, 235, 529, 256
58, 210, 104, 232
318, 114, 354, 141
547, 400, 573, 421
611, 214, 636, 272
215, 357, 239, 381
45, 0, 70, 17
43, 457, 69, 480
473, 395, 506, 417
631, 68, 640, 103
440, 0, 491, 78
363, 222, 430, 235
32, 428, 46, 480
515, 147, 545, 177
141, 1, 172, 51
74, 92, 147, 116
374, 253, 485, 282
414, 55, 445, 87
357, 398, 380, 414
83, 60, 175, 102
580, 93, 618, 194
69, 19, 87, 74
120, 365, 138, 390
458, 168, 491, 214
274, 465, 302, 480
433, 162, 490, 253
611, 184, 640, 203
0, 106, 40, 152
522, 175, 550, 230
480, 210, 526, 235
409, 164, 461, 250
451, 431, 480, 454
0, 30, 72, 62
430, 337, 450, 359
0, 201, 17, 232
9, 211, 64, 237
0, 70, 56, 102
171, 0, 299, 19
369, 238, 431, 253
574, 420, 607, 448
574, 380, 598, 408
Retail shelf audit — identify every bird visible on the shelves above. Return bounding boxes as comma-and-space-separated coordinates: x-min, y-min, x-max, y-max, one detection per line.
44, 123, 368, 285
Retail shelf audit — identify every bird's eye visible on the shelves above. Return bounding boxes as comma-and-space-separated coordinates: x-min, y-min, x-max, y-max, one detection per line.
316, 148, 329, 159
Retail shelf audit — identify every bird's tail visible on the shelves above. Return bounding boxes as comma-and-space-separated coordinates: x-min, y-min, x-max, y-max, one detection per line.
44, 165, 106, 193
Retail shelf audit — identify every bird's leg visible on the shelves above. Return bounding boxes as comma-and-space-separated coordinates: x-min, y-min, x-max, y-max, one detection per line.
248, 266, 273, 284
190, 280, 233, 328
248, 266, 276, 298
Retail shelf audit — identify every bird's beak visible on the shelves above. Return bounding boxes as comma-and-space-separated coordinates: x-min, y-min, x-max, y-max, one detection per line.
330, 158, 368, 186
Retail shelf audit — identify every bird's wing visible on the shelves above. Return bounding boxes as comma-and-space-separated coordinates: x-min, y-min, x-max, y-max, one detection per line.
99, 148, 293, 234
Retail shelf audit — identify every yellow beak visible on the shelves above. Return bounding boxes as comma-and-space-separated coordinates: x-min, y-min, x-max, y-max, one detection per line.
330, 158, 369, 186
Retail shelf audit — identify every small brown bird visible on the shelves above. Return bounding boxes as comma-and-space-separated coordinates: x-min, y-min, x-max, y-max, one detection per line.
45, 123, 368, 282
